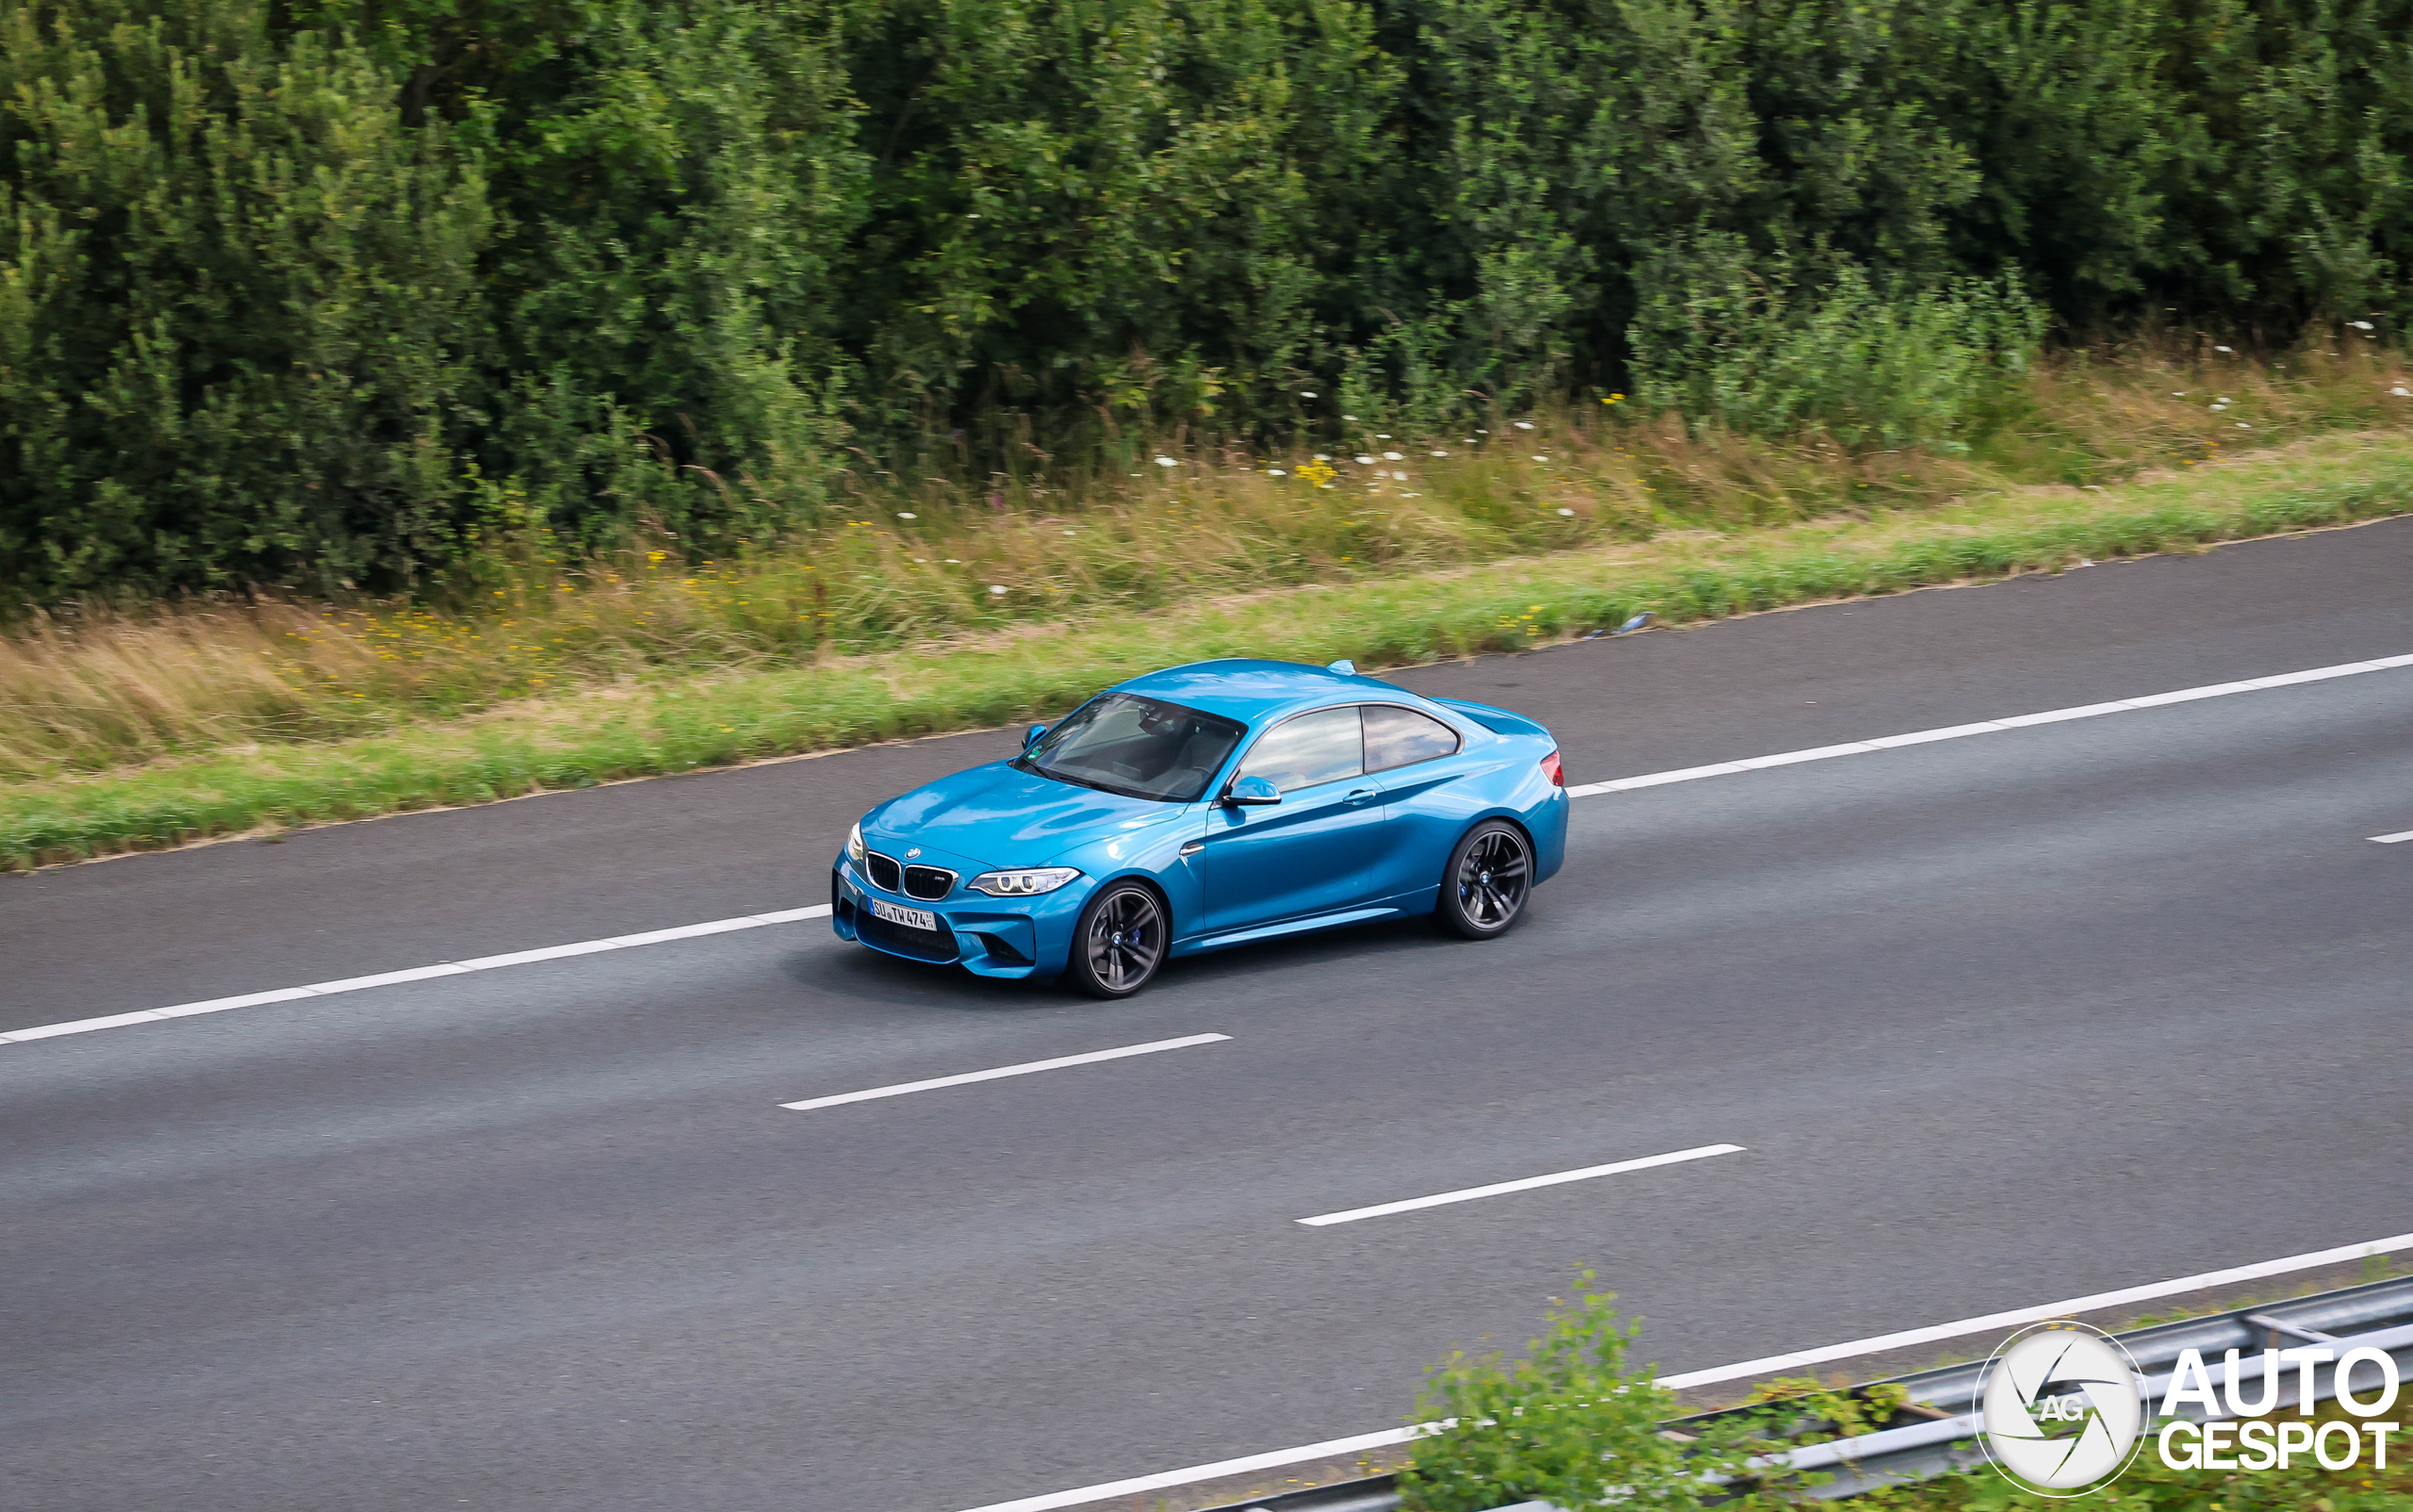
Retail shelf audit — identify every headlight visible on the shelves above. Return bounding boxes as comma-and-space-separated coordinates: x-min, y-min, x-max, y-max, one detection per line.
967, 866, 1082, 897
846, 822, 866, 864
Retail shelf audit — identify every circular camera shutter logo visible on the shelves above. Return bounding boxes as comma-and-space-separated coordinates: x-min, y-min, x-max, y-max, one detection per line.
1976, 1322, 2147, 1497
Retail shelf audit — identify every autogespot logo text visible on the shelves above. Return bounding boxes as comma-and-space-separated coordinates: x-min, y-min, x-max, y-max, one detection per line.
1976, 1323, 2149, 1497
1973, 1322, 2405, 1497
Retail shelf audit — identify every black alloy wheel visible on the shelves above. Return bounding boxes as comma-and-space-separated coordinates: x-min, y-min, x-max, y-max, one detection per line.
1069, 882, 1168, 998
1438, 821, 1532, 939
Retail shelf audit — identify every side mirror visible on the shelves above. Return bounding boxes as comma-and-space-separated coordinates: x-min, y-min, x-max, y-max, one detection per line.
1226, 775, 1282, 807
1024, 723, 1049, 750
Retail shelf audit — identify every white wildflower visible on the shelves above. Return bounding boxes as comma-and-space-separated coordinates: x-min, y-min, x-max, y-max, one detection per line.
1431, 450, 1450, 457
1391, 470, 1408, 481
1355, 455, 1376, 465
1383, 451, 1403, 460
2391, 386, 2411, 398
1301, 390, 1319, 398
2236, 421, 2251, 429
1154, 455, 1178, 468
1514, 420, 1535, 430
1314, 453, 1331, 462
1268, 468, 1288, 477
896, 511, 917, 519
2349, 320, 2375, 331
1556, 507, 1576, 517
1533, 454, 1550, 462
2215, 345, 2235, 353
988, 584, 1009, 595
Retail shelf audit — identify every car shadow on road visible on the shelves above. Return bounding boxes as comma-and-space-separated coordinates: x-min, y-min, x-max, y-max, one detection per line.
780, 906, 1495, 1011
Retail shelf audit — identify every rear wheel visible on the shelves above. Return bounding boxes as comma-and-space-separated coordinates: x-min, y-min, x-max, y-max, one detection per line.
1436, 821, 1531, 939
1067, 882, 1168, 998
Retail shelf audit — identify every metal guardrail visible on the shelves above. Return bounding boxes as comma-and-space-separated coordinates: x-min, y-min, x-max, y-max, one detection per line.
1201, 1274, 2413, 1512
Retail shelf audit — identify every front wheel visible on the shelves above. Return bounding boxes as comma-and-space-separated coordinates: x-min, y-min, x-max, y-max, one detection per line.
1066, 881, 1169, 998
1436, 821, 1532, 940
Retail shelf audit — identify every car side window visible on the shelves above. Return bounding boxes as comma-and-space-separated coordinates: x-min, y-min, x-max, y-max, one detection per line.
1363, 704, 1460, 772
1237, 707, 1365, 793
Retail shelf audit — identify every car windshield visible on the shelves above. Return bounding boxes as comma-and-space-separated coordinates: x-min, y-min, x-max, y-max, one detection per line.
1016, 693, 1246, 802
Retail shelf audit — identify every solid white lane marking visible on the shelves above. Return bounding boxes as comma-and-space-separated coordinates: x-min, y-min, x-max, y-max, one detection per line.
1296, 1143, 1744, 1226
951, 1426, 1441, 1512
951, 1230, 2413, 1512
1564, 650, 2413, 797
0, 905, 834, 1045
17, 649, 2412, 1050
2372, 830, 2413, 844
780, 1033, 1231, 1111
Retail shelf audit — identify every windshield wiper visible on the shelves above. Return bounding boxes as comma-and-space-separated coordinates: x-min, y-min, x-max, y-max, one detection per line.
1018, 758, 1109, 794
1017, 759, 1163, 801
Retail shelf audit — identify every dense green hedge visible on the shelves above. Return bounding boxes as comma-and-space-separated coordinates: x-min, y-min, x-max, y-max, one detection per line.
4, 0, 2409, 600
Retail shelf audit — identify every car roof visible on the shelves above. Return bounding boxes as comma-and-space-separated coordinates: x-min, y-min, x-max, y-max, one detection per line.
1110, 659, 1421, 727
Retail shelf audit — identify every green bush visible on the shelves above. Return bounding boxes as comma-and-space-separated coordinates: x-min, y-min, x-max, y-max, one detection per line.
0, 0, 492, 598
1400, 1280, 1757, 1512
5, 0, 2412, 603
1632, 259, 2047, 447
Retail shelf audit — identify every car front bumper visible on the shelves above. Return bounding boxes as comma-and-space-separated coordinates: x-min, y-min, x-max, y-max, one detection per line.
830, 856, 1090, 978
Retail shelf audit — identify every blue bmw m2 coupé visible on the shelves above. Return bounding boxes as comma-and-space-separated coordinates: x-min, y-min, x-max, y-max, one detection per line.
832, 658, 1568, 996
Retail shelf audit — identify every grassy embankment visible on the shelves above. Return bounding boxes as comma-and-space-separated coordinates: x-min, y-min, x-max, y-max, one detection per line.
1390, 1263, 2413, 1512
5, 350, 2410, 870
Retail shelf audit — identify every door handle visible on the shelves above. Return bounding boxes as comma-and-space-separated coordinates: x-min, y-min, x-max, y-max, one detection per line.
1346, 788, 1379, 806
1178, 840, 1204, 857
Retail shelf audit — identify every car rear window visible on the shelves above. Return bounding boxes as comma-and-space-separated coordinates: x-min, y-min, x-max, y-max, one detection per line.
1364, 704, 1461, 770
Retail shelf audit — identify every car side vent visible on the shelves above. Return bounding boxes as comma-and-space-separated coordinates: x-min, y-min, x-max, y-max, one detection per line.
974, 932, 1031, 965
902, 864, 956, 900
865, 851, 902, 891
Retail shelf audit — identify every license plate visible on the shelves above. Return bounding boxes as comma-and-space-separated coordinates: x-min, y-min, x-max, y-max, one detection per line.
869, 897, 940, 932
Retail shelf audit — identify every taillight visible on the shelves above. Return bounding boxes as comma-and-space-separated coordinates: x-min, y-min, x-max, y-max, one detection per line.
1540, 749, 1564, 786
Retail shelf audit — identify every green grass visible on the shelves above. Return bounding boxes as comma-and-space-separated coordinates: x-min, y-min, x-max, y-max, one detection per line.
5, 430, 2409, 870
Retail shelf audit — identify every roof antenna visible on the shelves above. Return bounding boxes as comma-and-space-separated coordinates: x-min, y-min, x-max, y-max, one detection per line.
1326, 659, 1356, 676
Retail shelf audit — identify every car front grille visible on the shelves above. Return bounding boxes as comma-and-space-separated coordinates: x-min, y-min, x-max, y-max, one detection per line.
902, 864, 956, 900
859, 911, 959, 962
864, 851, 902, 891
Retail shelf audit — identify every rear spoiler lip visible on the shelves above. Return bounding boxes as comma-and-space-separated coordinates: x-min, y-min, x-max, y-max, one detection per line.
1433, 696, 1551, 739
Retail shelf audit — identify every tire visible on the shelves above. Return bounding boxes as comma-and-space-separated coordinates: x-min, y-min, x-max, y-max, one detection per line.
1436, 820, 1532, 940
1066, 881, 1170, 998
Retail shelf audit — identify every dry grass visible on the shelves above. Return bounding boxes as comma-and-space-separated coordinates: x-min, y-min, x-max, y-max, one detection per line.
5, 340, 2407, 785
8, 424, 2410, 867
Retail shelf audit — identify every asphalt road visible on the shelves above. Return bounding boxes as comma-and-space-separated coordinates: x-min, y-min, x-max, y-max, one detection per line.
5, 519, 2412, 1512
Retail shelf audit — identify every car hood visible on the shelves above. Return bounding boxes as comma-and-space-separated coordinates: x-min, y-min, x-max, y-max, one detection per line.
864, 762, 1189, 868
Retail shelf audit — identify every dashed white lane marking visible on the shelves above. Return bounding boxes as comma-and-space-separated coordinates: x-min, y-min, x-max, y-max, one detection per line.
1295, 1143, 1745, 1226
14, 648, 2411, 1050
780, 1033, 1230, 1111
1564, 650, 2413, 797
950, 1229, 2413, 1512
2372, 830, 2413, 844
0, 906, 833, 1044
